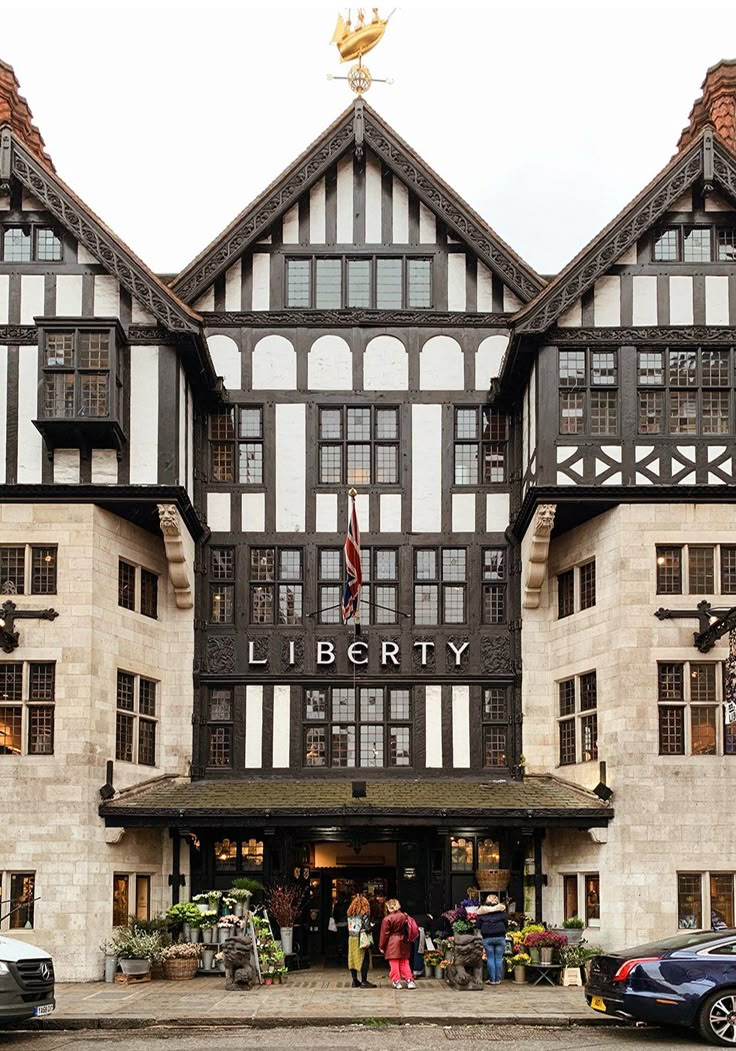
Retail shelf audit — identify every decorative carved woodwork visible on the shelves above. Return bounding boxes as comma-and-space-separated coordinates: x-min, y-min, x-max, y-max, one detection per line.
549, 325, 736, 344
522, 504, 557, 610
201, 310, 512, 328
207, 636, 236, 674
480, 634, 512, 674
157, 504, 193, 610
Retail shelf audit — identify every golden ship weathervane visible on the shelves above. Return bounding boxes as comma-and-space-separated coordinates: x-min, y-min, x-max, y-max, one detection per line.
328, 7, 394, 96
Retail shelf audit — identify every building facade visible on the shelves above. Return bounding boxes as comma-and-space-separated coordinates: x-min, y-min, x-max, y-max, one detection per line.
1, 56, 735, 979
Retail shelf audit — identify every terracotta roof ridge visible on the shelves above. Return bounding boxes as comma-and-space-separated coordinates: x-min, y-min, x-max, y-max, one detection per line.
0, 59, 53, 170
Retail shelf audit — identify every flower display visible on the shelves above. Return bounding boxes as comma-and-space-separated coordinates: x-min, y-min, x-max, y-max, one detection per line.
161, 943, 201, 959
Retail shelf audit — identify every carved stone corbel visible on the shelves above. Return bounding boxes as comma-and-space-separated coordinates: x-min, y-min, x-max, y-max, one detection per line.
157, 504, 193, 610
522, 503, 557, 609
105, 827, 126, 845
587, 827, 608, 844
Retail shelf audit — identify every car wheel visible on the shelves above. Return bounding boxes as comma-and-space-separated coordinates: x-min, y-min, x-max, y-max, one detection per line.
698, 989, 736, 1046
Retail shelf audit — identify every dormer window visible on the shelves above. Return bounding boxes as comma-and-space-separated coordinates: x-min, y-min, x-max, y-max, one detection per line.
33, 319, 125, 452
286, 255, 433, 309
1, 225, 62, 262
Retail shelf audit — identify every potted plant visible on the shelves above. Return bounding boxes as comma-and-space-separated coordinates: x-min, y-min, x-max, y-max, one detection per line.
563, 916, 585, 944
217, 914, 240, 944
524, 931, 567, 965
559, 942, 587, 986
214, 950, 225, 973
192, 894, 211, 915
451, 918, 475, 936
266, 883, 307, 957
262, 971, 273, 986
161, 942, 201, 980
507, 950, 530, 983
207, 890, 223, 912
199, 911, 219, 945
423, 949, 443, 978
166, 902, 202, 942
221, 896, 237, 916
110, 929, 162, 976
228, 887, 251, 918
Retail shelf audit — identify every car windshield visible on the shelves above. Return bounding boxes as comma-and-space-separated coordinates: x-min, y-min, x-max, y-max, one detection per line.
614, 931, 733, 955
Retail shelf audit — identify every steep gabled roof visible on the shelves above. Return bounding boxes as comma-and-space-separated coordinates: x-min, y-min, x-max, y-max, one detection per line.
173, 100, 545, 305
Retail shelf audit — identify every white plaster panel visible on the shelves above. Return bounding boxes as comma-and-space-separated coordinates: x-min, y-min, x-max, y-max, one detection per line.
616, 243, 638, 265
17, 347, 42, 482
365, 154, 382, 243
275, 403, 306, 532
308, 335, 352, 390
0, 346, 6, 483
53, 449, 80, 484
503, 287, 523, 312
207, 334, 241, 390
193, 287, 215, 311
91, 449, 118, 484
315, 493, 337, 533
93, 275, 120, 317
336, 154, 354, 243
477, 262, 493, 311
486, 493, 510, 532
452, 686, 470, 768
706, 275, 729, 325
129, 345, 159, 483
242, 493, 265, 533
363, 335, 408, 390
130, 299, 155, 324
77, 245, 96, 264
20, 274, 44, 324
558, 298, 582, 327
207, 492, 231, 532
252, 334, 297, 390
669, 276, 694, 324
593, 275, 621, 326
282, 205, 299, 244
529, 363, 537, 460
251, 253, 270, 311
309, 178, 326, 244
447, 253, 466, 311
55, 275, 83, 316
225, 259, 242, 311
272, 686, 291, 768
0, 275, 8, 323
632, 276, 657, 326
419, 202, 436, 243
475, 334, 509, 389
452, 494, 475, 532
245, 685, 263, 768
380, 494, 402, 533
412, 404, 442, 531
705, 191, 733, 212
420, 335, 464, 390
425, 684, 443, 768
392, 177, 409, 244
355, 494, 369, 535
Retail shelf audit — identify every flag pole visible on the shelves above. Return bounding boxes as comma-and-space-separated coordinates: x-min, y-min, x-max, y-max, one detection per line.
348, 488, 361, 636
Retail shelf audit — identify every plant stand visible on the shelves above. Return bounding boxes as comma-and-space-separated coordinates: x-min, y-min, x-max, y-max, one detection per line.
561, 966, 583, 987
526, 963, 562, 987
115, 972, 151, 987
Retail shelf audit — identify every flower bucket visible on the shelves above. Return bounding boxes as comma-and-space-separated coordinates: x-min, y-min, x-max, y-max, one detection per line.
513, 965, 526, 984
120, 959, 151, 976
434, 965, 444, 980
182, 923, 193, 942
222, 905, 232, 916
163, 957, 198, 981
218, 927, 229, 945
540, 948, 553, 965
203, 927, 217, 945
197, 903, 209, 915
280, 927, 294, 955
529, 947, 541, 964
202, 948, 215, 971
104, 955, 118, 983
234, 902, 244, 918
464, 905, 479, 919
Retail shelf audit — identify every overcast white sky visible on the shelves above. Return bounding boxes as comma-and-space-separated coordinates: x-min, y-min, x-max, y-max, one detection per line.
2, 0, 736, 277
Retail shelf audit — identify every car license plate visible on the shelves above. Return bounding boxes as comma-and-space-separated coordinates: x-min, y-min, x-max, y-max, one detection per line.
590, 996, 607, 1013
34, 1004, 54, 1017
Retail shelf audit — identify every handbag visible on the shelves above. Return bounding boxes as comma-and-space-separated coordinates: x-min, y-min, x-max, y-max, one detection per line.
359, 931, 373, 949
328, 917, 338, 933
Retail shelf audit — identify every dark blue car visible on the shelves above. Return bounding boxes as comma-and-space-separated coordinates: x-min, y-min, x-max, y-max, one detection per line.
585, 930, 736, 1046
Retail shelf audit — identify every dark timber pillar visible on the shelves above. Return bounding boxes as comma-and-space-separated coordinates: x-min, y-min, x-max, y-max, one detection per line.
169, 828, 182, 906
533, 830, 544, 923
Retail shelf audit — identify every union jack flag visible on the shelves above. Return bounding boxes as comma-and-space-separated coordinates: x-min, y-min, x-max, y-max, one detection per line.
341, 496, 362, 627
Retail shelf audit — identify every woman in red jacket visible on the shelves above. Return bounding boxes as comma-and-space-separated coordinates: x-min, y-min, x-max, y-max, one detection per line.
378, 898, 415, 989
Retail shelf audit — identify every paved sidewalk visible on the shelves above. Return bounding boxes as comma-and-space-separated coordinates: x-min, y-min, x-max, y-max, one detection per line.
30, 972, 618, 1030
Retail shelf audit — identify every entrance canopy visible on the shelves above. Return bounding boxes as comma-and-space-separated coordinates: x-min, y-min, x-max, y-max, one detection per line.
100, 774, 612, 829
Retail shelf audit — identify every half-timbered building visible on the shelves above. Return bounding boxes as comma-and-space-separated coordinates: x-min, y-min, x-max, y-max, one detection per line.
2, 54, 736, 979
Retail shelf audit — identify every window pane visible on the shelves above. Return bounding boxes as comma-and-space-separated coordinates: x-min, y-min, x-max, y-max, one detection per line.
580, 672, 597, 710
407, 259, 431, 307
239, 443, 263, 484
585, 875, 600, 924
251, 585, 273, 623
669, 350, 698, 387
558, 569, 574, 618
702, 392, 730, 434
722, 546, 736, 594
279, 549, 302, 580
31, 547, 57, 595
659, 706, 685, 754
717, 228, 736, 261
136, 875, 151, 921
638, 391, 664, 434
389, 689, 411, 720
346, 408, 370, 440
581, 713, 598, 761
287, 259, 311, 307
443, 549, 466, 582
692, 659, 717, 699
0, 706, 22, 754
140, 570, 158, 619
374, 585, 397, 624
414, 584, 438, 625
347, 444, 371, 484
305, 726, 326, 766
319, 584, 341, 623
360, 687, 384, 722
319, 550, 341, 580
376, 258, 402, 308
559, 680, 576, 717
653, 228, 679, 261
360, 724, 384, 767
138, 718, 156, 766
211, 444, 234, 482
375, 408, 398, 439
79, 374, 109, 417
375, 550, 397, 579
484, 726, 507, 767
347, 259, 371, 307
46, 332, 74, 367
560, 392, 584, 434
443, 584, 465, 623
44, 373, 75, 418
209, 689, 233, 721
389, 725, 411, 766
689, 547, 715, 594
564, 875, 579, 922
415, 550, 437, 580
580, 561, 596, 610
139, 678, 156, 717
36, 227, 62, 261
118, 561, 135, 609
305, 689, 327, 720
208, 725, 232, 767
375, 444, 398, 483
656, 547, 682, 594
250, 548, 275, 581
691, 706, 717, 755
210, 410, 235, 440
683, 227, 711, 262
482, 583, 505, 624
331, 724, 356, 767
320, 445, 342, 483
450, 837, 473, 872
29, 663, 55, 701
482, 443, 506, 484
79, 332, 110, 369
112, 874, 129, 927
558, 350, 585, 386
590, 391, 618, 435
278, 583, 302, 624
638, 350, 664, 385
239, 408, 262, 438
214, 839, 237, 872
1, 547, 25, 594
211, 548, 234, 580
3, 226, 31, 261
670, 391, 697, 434
483, 549, 505, 580
702, 350, 730, 387
332, 688, 355, 721
559, 719, 576, 765
320, 408, 342, 439
315, 259, 342, 308
483, 410, 507, 441
591, 351, 617, 385
711, 875, 735, 928
116, 712, 134, 762
483, 688, 507, 722
658, 663, 684, 701
456, 409, 478, 439
9, 874, 35, 929
677, 873, 702, 929
116, 671, 135, 711
454, 444, 478, 484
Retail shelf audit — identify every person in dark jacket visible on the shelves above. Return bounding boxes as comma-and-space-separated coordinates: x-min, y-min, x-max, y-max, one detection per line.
475, 894, 508, 985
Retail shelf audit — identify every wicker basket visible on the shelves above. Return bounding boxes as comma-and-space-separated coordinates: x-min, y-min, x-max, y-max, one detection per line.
163, 956, 199, 980
475, 868, 510, 892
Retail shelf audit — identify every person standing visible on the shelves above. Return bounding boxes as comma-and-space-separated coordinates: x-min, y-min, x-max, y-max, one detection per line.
347, 893, 376, 988
331, 891, 349, 963
379, 898, 415, 989
475, 894, 508, 985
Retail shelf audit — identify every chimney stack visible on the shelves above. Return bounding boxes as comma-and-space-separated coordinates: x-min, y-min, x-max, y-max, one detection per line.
678, 59, 736, 154
0, 59, 54, 170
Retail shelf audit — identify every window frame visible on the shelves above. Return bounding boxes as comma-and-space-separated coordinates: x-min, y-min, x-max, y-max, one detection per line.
117, 559, 159, 618
208, 406, 264, 485
248, 546, 304, 626
652, 222, 736, 264
115, 670, 158, 767
557, 348, 619, 437
557, 671, 598, 766
481, 686, 511, 769
285, 254, 434, 310
1, 222, 62, 263
39, 320, 124, 424
0, 544, 57, 596
657, 659, 730, 757
302, 685, 413, 769
413, 547, 467, 626
206, 687, 234, 769
453, 406, 508, 486
209, 547, 235, 625
676, 871, 736, 931
317, 405, 400, 487
482, 547, 507, 625
0, 661, 55, 757
636, 347, 733, 436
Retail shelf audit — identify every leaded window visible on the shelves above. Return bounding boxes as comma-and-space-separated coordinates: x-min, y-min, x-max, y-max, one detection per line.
286, 256, 432, 309
557, 569, 574, 619
209, 407, 263, 484
653, 223, 736, 263
319, 406, 399, 485
482, 687, 509, 768
482, 547, 506, 624
318, 547, 398, 625
0, 662, 55, 757
637, 348, 733, 435
454, 407, 507, 485
558, 348, 618, 436
207, 688, 233, 768
656, 546, 682, 594
42, 328, 113, 419
303, 686, 411, 768
1, 224, 61, 262
116, 671, 157, 766
579, 561, 596, 610
209, 547, 235, 624
657, 660, 729, 756
414, 547, 466, 625
249, 547, 303, 625
558, 672, 598, 765
0, 545, 56, 595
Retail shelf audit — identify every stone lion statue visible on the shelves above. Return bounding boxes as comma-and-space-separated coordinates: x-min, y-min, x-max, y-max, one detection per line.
222, 934, 257, 991
446, 932, 484, 991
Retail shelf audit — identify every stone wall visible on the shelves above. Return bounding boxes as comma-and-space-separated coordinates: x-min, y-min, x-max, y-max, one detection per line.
522, 502, 734, 949
0, 503, 193, 980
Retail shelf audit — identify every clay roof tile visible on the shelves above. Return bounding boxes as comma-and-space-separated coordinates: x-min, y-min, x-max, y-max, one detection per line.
0, 59, 54, 170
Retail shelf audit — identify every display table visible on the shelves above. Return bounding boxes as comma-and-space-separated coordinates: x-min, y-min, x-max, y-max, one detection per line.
526, 963, 562, 987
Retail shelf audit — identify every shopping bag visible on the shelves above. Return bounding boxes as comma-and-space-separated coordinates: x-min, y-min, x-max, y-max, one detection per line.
359, 931, 373, 949
328, 917, 338, 933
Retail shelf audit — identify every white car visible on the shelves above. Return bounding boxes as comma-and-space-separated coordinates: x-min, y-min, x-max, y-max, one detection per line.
0, 936, 55, 1025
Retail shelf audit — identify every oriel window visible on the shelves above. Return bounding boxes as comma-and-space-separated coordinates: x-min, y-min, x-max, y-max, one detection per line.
42, 329, 113, 419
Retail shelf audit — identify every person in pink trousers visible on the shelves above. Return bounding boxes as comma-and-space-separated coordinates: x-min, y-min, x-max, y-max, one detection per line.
379, 898, 415, 989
